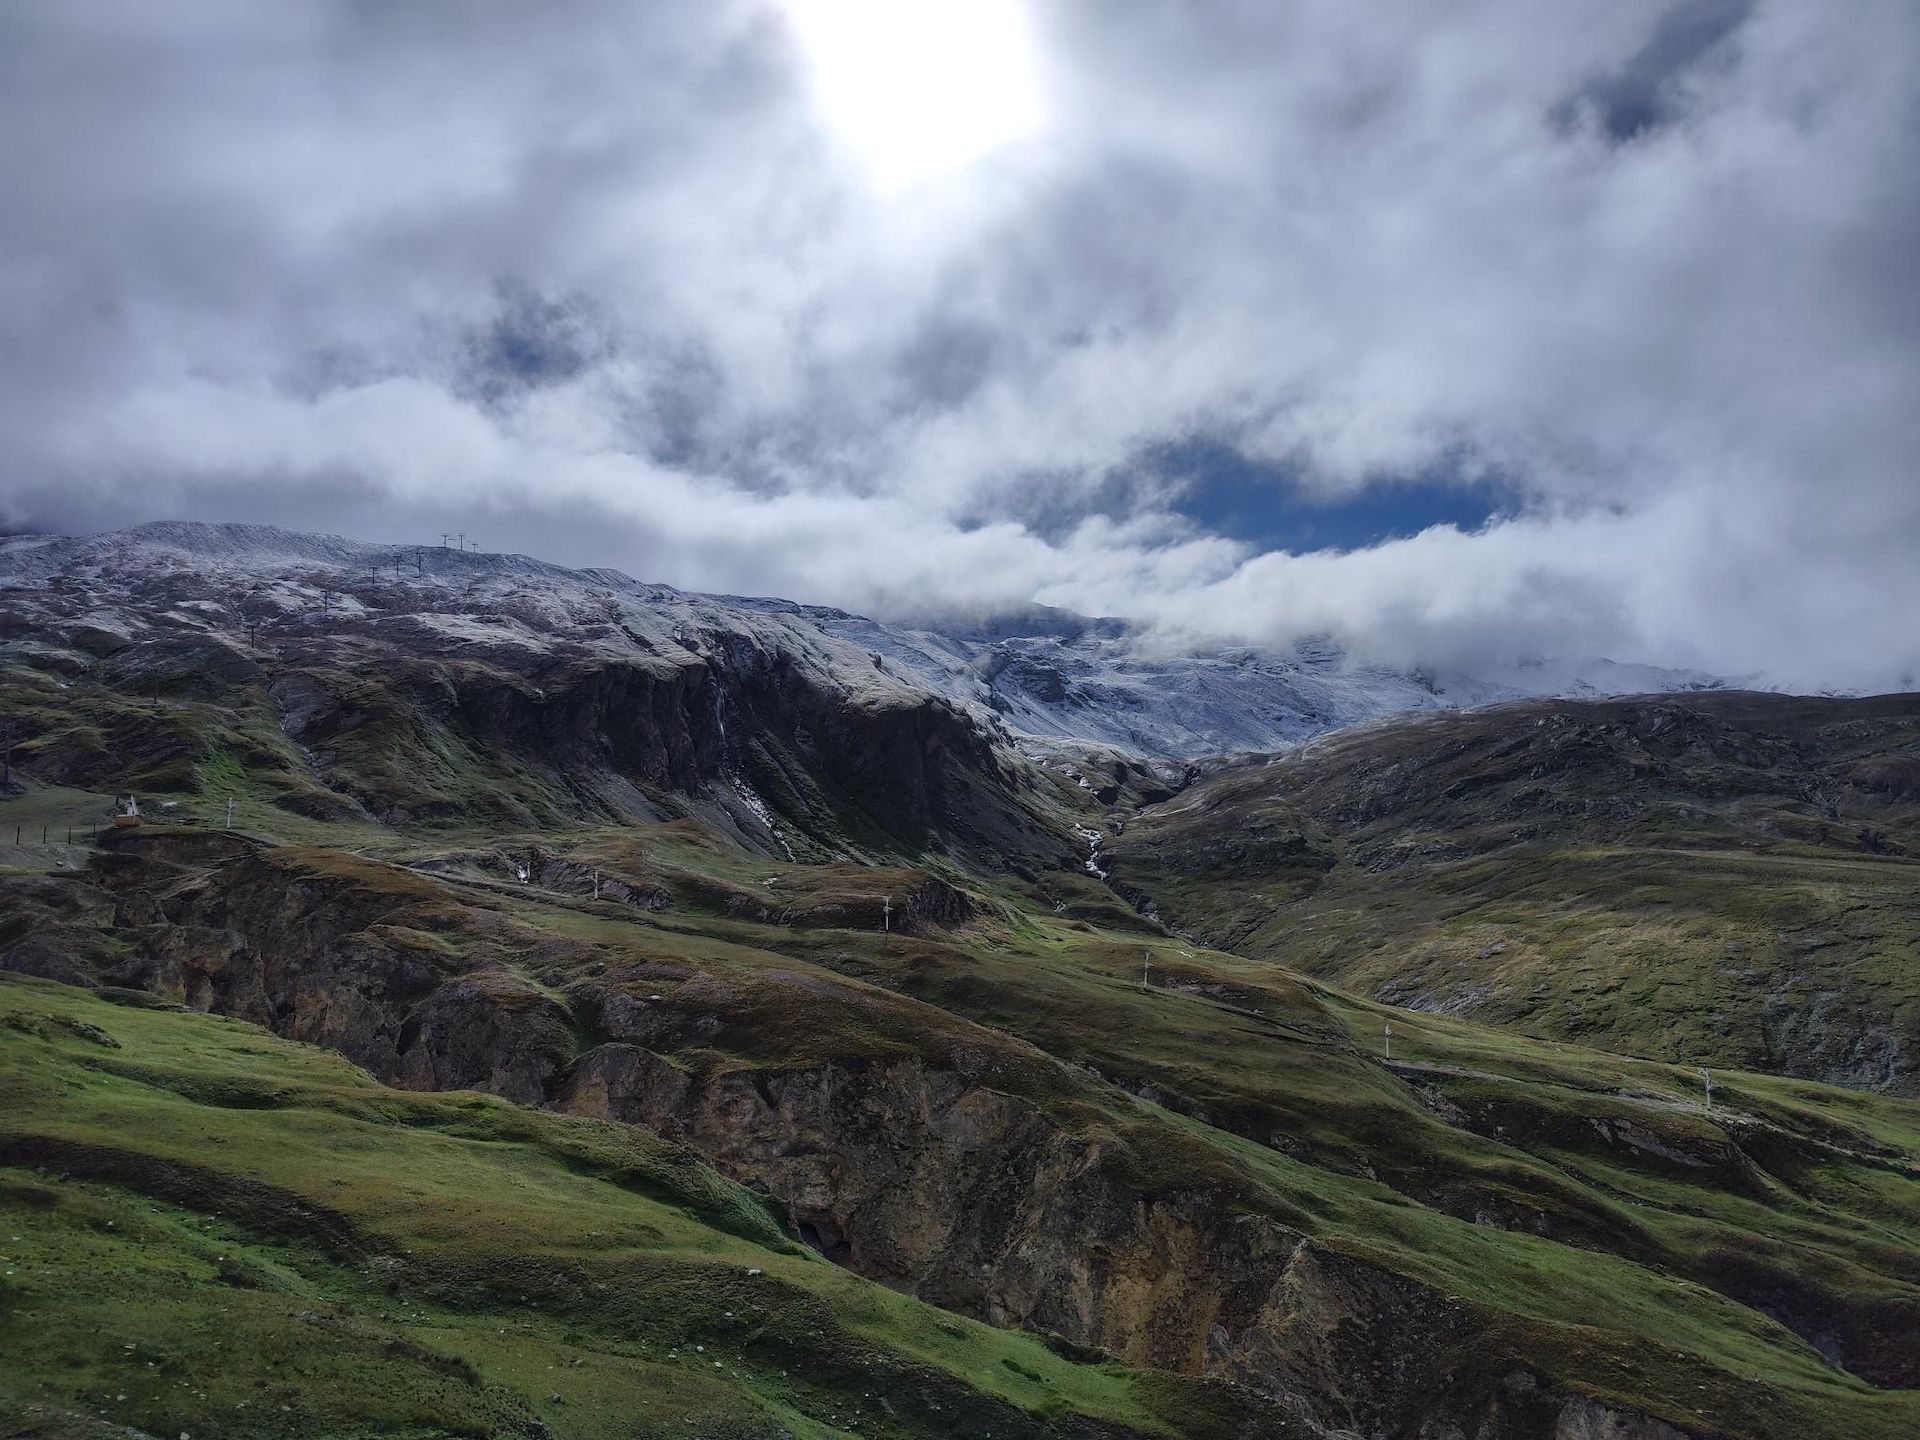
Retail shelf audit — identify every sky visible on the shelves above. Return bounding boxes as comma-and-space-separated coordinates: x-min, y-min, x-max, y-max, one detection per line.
0, 0, 1916, 690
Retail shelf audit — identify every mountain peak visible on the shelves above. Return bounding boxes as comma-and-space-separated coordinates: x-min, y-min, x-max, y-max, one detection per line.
3, 519, 1740, 762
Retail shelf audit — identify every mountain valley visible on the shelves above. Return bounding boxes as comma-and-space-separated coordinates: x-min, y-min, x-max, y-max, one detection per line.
1, 524, 1916, 1440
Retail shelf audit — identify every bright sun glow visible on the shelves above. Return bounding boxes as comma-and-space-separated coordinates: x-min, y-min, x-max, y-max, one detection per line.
781, 0, 1044, 185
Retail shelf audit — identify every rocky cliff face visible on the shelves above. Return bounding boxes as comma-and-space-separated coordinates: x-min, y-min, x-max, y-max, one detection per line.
4, 526, 1918, 1440
0, 521, 1733, 777
0, 522, 1072, 868
72, 843, 574, 1104
267, 652, 725, 815
557, 1046, 1520, 1435
10, 830, 1912, 1438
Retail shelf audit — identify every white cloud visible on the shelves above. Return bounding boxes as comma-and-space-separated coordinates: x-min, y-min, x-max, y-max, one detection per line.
1, 0, 1915, 691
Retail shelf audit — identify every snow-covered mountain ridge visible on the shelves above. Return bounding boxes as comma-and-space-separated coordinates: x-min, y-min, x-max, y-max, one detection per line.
0, 521, 1733, 761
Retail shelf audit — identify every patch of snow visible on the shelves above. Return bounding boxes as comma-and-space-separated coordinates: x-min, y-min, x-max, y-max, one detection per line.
1072, 824, 1109, 881
0, 521, 1754, 766
730, 776, 796, 862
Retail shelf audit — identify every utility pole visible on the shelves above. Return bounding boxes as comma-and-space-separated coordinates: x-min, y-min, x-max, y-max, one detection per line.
881, 895, 891, 932
1141, 950, 1151, 991
1698, 1066, 1713, 1115
442, 533, 453, 549
592, 870, 601, 901
1384, 1023, 1393, 1061
225, 797, 236, 831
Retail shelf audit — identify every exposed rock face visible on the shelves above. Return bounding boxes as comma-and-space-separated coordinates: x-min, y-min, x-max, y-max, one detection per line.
5, 527, 1914, 1438
568, 1049, 1203, 1373
897, 874, 977, 931
0, 873, 127, 986
1550, 1395, 1695, 1440
0, 522, 1072, 867
555, 1047, 1691, 1440
0, 835, 1728, 1439
726, 650, 1036, 857
82, 845, 576, 1106
720, 872, 976, 933
103, 632, 265, 698
260, 640, 1026, 852
262, 653, 728, 826
387, 969, 576, 1102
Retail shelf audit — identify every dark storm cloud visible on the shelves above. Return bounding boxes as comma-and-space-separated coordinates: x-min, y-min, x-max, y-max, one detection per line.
1557, 0, 1755, 142
462, 284, 608, 404
0, 0, 1916, 689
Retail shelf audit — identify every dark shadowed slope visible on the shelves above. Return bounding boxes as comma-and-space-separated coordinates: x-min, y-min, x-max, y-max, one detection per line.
1104, 692, 1920, 1093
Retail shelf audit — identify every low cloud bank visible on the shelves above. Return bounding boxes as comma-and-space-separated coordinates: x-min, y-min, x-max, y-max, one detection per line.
1, 1, 1914, 692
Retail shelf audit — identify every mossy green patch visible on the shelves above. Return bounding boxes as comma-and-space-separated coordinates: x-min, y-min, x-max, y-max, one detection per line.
0, 973, 1201, 1439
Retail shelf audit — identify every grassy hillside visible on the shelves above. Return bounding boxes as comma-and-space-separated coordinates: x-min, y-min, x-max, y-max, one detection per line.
1106, 692, 1920, 1093
0, 573, 1076, 873
3, 775, 1918, 1436
0, 973, 1263, 1440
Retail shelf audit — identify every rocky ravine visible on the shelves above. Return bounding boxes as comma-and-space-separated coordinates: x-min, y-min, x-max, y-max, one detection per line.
3, 831, 1907, 1439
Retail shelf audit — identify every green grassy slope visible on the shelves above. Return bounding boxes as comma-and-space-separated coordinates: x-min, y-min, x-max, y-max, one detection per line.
1105, 692, 1920, 1093
0, 600, 1073, 872
0, 973, 1257, 1440
3, 685, 1919, 1437
2, 789, 1916, 1436
642, 882, 1920, 1424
